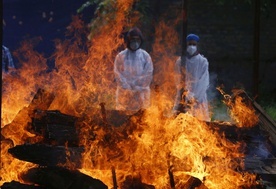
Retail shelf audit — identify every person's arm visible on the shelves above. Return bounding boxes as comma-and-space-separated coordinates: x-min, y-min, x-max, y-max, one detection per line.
6, 48, 15, 69
133, 53, 153, 89
2, 46, 15, 72
193, 58, 209, 102
114, 53, 131, 89
174, 57, 184, 90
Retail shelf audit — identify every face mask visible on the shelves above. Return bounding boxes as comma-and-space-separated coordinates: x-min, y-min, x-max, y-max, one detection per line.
187, 45, 197, 55
129, 41, 140, 51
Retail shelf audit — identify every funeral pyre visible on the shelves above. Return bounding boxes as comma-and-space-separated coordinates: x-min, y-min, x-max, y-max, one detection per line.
1, 0, 276, 188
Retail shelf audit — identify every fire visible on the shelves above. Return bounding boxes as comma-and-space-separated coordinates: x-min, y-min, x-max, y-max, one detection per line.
79, 103, 257, 188
1, 0, 259, 188
217, 87, 259, 127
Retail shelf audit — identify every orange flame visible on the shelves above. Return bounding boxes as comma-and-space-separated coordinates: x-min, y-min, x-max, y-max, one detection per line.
217, 87, 259, 127
79, 106, 257, 188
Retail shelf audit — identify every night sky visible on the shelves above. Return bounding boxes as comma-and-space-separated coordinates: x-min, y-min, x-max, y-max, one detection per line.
3, 0, 94, 59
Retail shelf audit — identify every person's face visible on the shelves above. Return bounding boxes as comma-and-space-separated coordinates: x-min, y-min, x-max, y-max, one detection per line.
130, 36, 141, 44
129, 36, 142, 51
187, 40, 198, 47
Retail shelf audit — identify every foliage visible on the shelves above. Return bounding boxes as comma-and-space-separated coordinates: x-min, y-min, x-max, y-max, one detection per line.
264, 105, 276, 120
77, 0, 154, 39
258, 92, 276, 120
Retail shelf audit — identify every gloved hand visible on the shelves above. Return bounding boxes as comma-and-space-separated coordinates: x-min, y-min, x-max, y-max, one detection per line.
187, 97, 198, 105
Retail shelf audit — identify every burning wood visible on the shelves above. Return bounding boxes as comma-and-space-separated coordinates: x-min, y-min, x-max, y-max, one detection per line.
120, 175, 155, 189
20, 166, 108, 189
31, 110, 79, 146
8, 144, 84, 168
218, 88, 276, 146
244, 158, 276, 174
2, 86, 276, 188
182, 176, 208, 189
1, 181, 45, 189
248, 97, 276, 146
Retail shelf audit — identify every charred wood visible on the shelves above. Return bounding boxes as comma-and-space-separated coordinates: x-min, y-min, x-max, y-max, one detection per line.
168, 166, 175, 189
167, 158, 175, 189
8, 144, 84, 168
181, 176, 208, 189
21, 166, 108, 189
206, 121, 255, 141
99, 102, 107, 124
1, 181, 46, 189
32, 110, 79, 146
207, 121, 273, 147
120, 175, 155, 189
256, 174, 276, 189
251, 100, 276, 147
244, 158, 276, 174
111, 167, 118, 189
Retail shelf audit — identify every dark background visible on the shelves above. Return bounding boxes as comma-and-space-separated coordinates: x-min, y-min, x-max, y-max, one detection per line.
3, 0, 94, 62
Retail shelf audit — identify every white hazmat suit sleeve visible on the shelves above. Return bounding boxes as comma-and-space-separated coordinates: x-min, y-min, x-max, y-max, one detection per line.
114, 52, 132, 89
189, 57, 209, 103
132, 52, 153, 90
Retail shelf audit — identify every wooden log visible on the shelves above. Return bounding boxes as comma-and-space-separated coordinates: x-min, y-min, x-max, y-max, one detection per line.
181, 176, 208, 189
31, 110, 79, 146
1, 181, 45, 189
206, 121, 256, 141
244, 158, 276, 174
207, 121, 275, 158
120, 175, 155, 189
256, 174, 276, 189
168, 165, 175, 189
21, 166, 108, 189
8, 144, 84, 168
99, 102, 107, 124
251, 100, 276, 147
111, 167, 118, 189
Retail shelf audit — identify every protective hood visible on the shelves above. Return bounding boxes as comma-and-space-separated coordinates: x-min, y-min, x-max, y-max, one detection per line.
126, 27, 144, 51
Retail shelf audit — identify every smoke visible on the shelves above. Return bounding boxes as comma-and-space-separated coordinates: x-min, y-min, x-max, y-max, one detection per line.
207, 72, 233, 122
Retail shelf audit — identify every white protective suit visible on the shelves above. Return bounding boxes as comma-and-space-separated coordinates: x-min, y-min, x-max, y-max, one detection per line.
114, 48, 153, 112
174, 54, 210, 121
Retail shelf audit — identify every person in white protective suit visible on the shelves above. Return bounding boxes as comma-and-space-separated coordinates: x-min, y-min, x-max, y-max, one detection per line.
2, 45, 15, 73
114, 27, 154, 113
173, 34, 210, 121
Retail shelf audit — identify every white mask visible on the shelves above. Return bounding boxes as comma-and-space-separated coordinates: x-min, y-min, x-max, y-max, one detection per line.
187, 45, 197, 55
130, 41, 140, 51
